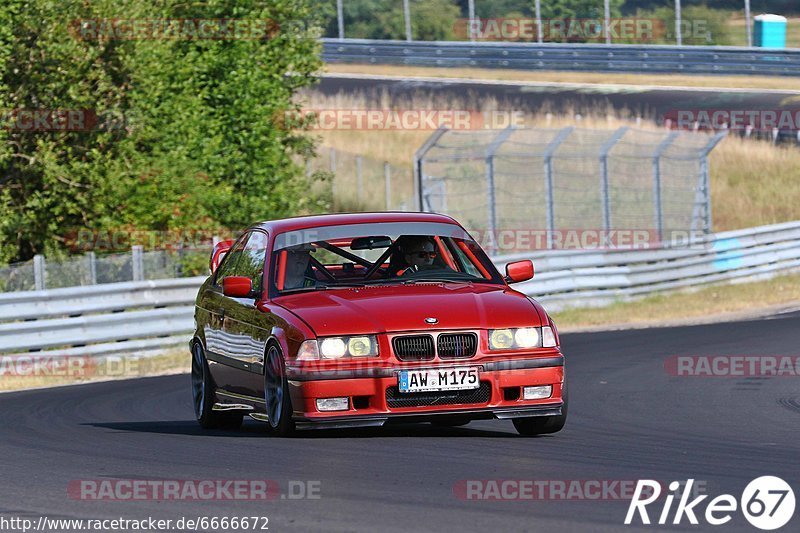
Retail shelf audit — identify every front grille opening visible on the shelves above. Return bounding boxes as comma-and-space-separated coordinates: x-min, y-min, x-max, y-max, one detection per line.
392, 334, 435, 361
437, 332, 478, 359
385, 382, 491, 408
352, 396, 370, 410
503, 387, 521, 401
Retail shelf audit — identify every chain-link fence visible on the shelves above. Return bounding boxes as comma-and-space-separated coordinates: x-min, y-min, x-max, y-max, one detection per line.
309, 145, 415, 212
417, 126, 726, 253
0, 248, 208, 293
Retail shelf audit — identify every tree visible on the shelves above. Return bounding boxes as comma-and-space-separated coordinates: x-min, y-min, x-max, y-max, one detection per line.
0, 0, 326, 264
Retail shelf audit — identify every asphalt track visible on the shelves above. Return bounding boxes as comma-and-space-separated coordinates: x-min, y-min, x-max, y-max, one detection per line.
1, 311, 799, 532
315, 74, 800, 133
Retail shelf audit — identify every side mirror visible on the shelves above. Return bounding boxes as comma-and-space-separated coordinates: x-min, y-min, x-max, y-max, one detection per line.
222, 276, 252, 298
505, 260, 534, 283
210, 239, 234, 274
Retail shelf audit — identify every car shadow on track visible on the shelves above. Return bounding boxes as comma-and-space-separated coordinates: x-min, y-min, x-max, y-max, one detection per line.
84, 420, 535, 439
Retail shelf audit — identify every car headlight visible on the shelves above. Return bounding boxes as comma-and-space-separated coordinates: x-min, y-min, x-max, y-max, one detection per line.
488, 327, 557, 350
297, 336, 379, 360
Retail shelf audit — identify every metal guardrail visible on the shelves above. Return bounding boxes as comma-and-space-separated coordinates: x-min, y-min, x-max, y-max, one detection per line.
0, 277, 203, 356
2, 221, 800, 356
322, 39, 800, 77
499, 220, 800, 310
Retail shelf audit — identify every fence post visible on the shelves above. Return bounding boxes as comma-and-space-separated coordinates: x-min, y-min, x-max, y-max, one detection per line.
697, 131, 728, 235
132, 245, 144, 281
468, 0, 476, 41
484, 126, 515, 256
33, 254, 46, 290
652, 132, 679, 244
384, 162, 392, 210
337, 0, 344, 40
329, 148, 337, 208
356, 155, 363, 204
543, 127, 574, 249
403, 0, 412, 41
413, 126, 448, 211
598, 127, 628, 232
86, 252, 97, 285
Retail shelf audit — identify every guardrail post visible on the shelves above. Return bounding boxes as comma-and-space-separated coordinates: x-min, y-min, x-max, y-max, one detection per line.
33, 254, 46, 290
543, 127, 574, 249
413, 126, 448, 211
384, 162, 392, 210
598, 127, 628, 232
652, 132, 679, 244
86, 252, 97, 285
132, 245, 144, 281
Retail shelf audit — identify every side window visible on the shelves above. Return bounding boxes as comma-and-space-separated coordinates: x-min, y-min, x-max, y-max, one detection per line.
214, 235, 248, 284
449, 240, 482, 278
238, 231, 268, 292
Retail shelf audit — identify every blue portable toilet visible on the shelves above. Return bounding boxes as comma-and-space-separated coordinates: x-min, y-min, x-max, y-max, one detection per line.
753, 14, 787, 48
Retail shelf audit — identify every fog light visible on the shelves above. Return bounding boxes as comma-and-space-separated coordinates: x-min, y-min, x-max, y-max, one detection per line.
523, 385, 552, 400
316, 397, 349, 412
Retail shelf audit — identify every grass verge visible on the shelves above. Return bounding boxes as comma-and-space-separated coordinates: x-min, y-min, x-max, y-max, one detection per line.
0, 348, 189, 393
324, 64, 800, 92
553, 271, 800, 331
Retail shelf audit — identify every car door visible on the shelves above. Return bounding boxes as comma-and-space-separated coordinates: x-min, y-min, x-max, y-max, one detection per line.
214, 230, 273, 400
202, 234, 247, 370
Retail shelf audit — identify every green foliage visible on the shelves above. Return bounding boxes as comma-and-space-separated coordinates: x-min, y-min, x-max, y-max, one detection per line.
0, 0, 326, 264
634, 5, 734, 45
323, 0, 461, 40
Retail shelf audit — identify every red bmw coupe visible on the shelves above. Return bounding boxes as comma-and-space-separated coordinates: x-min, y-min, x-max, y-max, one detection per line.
191, 212, 566, 436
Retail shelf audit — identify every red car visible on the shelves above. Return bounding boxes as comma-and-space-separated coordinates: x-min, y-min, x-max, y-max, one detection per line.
191, 212, 566, 436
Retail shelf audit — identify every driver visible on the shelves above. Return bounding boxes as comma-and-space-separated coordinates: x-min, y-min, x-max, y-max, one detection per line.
398, 236, 437, 275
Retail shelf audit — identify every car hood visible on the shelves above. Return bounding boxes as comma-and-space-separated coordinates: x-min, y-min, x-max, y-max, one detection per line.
273, 283, 545, 336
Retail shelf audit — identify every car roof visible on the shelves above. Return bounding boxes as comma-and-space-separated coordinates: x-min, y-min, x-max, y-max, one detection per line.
252, 212, 461, 234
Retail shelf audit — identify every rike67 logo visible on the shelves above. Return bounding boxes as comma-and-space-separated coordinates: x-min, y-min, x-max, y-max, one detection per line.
625, 477, 795, 530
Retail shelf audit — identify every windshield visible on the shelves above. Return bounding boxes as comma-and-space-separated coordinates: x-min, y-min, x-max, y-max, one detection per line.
270, 221, 503, 295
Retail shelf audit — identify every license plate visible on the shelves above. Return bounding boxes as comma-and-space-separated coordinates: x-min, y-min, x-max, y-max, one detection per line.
398, 367, 479, 393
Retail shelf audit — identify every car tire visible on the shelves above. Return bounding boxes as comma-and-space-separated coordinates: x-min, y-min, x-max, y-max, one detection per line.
191, 343, 243, 430
265, 344, 295, 437
512, 379, 568, 437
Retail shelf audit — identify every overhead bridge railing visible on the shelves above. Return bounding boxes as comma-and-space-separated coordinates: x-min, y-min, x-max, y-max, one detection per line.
322, 39, 800, 77
2, 221, 800, 356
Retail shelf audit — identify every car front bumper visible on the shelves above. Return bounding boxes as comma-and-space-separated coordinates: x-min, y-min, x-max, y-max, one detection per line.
285, 355, 565, 429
